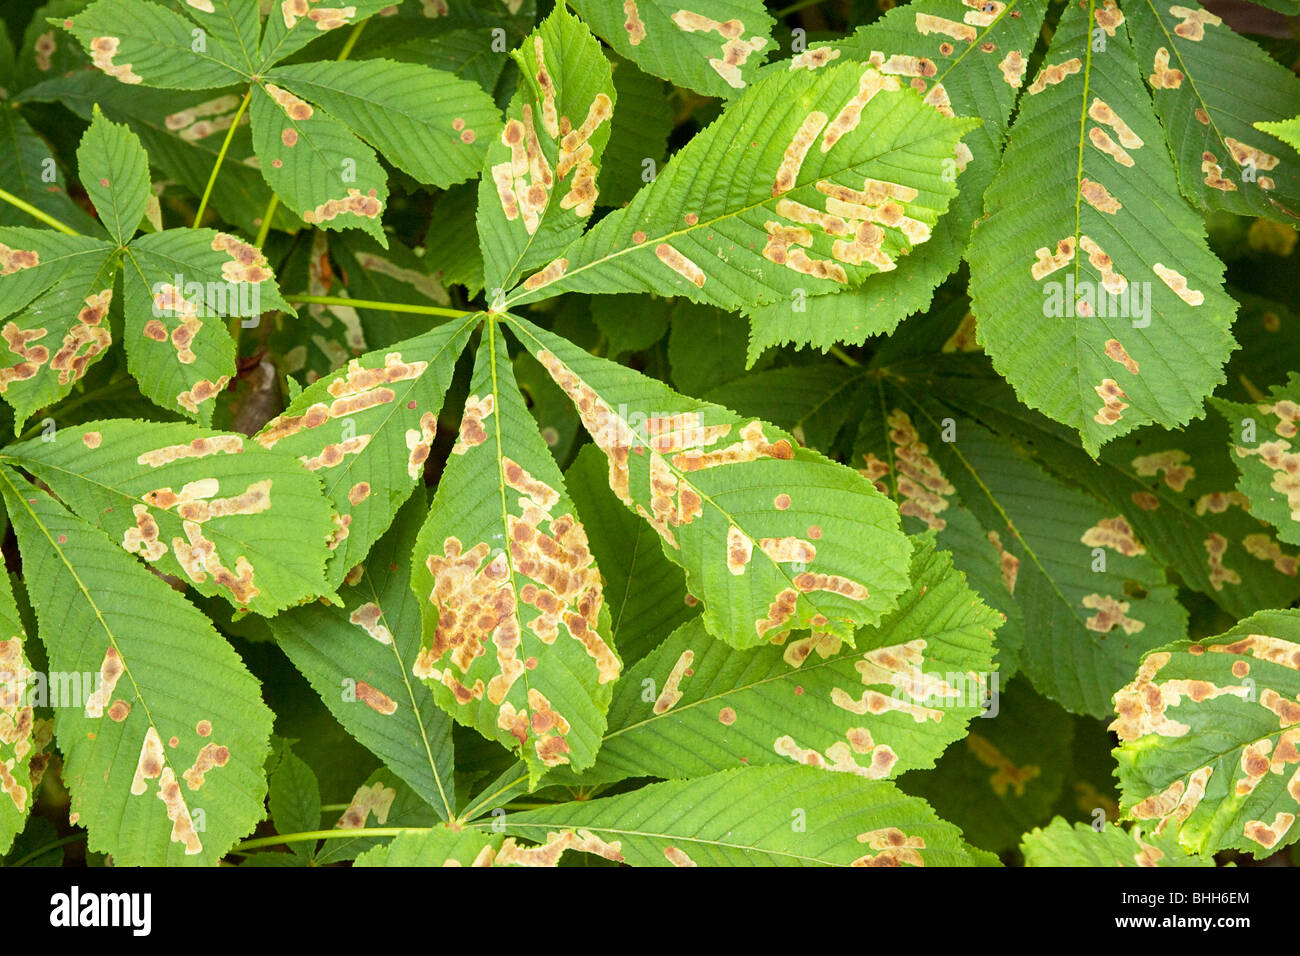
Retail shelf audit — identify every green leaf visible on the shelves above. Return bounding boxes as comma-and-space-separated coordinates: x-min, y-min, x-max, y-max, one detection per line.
703, 361, 863, 452
181, 0, 261, 76
20, 73, 296, 237
61, 0, 249, 90
121, 228, 287, 423
1021, 817, 1214, 866
249, 80, 389, 243
477, 3, 616, 295
853, 372, 1187, 716
1213, 374, 1300, 546
0, 570, 36, 855
0, 228, 118, 428
1256, 115, 1300, 154
498, 765, 987, 866
1127, 0, 1300, 223
313, 767, 442, 865
598, 54, 672, 208
565, 444, 698, 666
554, 537, 997, 788
78, 106, 149, 246
410, 320, 620, 787
253, 314, 476, 587
329, 232, 448, 349
267, 739, 322, 860
506, 313, 912, 650
745, 0, 1049, 357
354, 825, 503, 867
921, 355, 1300, 617
1112, 609, 1300, 858
0, 468, 274, 865
967, 0, 1236, 453
6, 418, 337, 615
0, 110, 100, 235
256, 0, 391, 71
265, 59, 501, 189
568, 0, 775, 99
900, 680, 1073, 853
270, 490, 456, 819
504, 59, 975, 314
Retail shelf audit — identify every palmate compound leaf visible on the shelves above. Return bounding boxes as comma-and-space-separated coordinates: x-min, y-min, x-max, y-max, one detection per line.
476, 3, 617, 295
567, 0, 775, 99
1212, 374, 1300, 547
1111, 609, 1300, 858
501, 59, 977, 314
504, 313, 913, 651
0, 468, 274, 865
967, 0, 1237, 454
269, 491, 456, 820
490, 766, 993, 867
0, 571, 36, 854
744, 0, 1050, 359
5, 419, 336, 615
254, 314, 477, 588
852, 365, 1188, 717
1020, 817, 1214, 866
409, 320, 621, 787
0, 109, 292, 427
540, 536, 997, 789
1126, 0, 1300, 223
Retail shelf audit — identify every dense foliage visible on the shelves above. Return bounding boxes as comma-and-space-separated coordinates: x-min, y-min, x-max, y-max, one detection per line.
0, 0, 1298, 868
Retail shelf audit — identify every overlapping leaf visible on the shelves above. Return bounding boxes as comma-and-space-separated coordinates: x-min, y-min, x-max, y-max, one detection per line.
476, 4, 616, 295
270, 491, 455, 819
890, 336, 1300, 619
266, 58, 499, 190
249, 80, 389, 244
6, 418, 336, 614
506, 313, 912, 650
1021, 817, 1213, 866
565, 445, 698, 667
548, 538, 996, 788
410, 321, 620, 786
1213, 374, 1300, 546
0, 226, 117, 428
0, 109, 289, 425
0, 468, 274, 865
496, 766, 992, 866
1127, 0, 1300, 222
254, 314, 476, 586
746, 0, 1049, 358
1112, 609, 1300, 858
568, 0, 774, 99
854, 363, 1187, 716
503, 59, 976, 314
968, 0, 1236, 452
900, 680, 1072, 852
59, 0, 249, 88
0, 571, 35, 855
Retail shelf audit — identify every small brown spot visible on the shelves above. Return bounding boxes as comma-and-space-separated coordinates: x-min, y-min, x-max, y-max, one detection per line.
718, 707, 736, 725
196, 720, 212, 736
